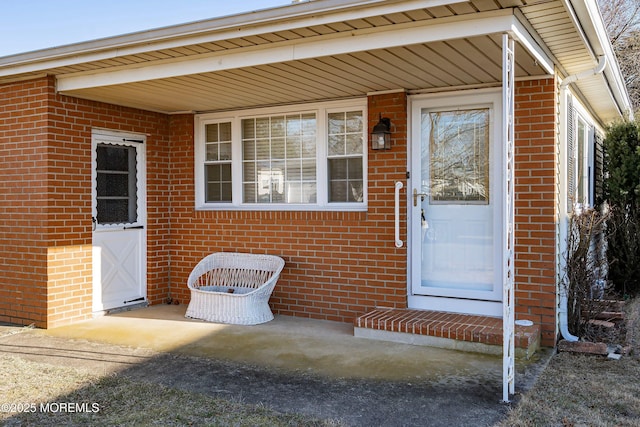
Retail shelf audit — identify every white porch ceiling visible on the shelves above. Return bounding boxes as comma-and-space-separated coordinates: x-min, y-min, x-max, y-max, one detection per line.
58, 35, 542, 113
0, 0, 628, 122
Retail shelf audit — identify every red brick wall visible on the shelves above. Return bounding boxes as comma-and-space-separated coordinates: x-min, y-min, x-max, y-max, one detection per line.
169, 92, 409, 321
514, 78, 557, 346
1, 75, 559, 346
0, 78, 50, 326
0, 76, 172, 327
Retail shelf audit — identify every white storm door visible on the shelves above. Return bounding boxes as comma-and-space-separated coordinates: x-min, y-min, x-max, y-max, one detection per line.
410, 91, 503, 316
92, 131, 146, 312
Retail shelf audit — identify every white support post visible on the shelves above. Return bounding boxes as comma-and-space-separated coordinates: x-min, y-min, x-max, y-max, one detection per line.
502, 33, 516, 403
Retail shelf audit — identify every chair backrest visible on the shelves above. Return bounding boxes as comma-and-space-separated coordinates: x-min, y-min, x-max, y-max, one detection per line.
188, 253, 285, 290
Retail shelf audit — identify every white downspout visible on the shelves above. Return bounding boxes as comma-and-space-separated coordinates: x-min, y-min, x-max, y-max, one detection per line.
558, 285, 578, 341
558, 56, 606, 342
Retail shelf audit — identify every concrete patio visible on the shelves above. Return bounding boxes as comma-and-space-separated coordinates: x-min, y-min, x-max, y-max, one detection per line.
0, 304, 552, 426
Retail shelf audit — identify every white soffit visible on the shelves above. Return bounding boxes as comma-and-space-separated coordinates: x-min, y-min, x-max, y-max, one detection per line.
57, 9, 519, 93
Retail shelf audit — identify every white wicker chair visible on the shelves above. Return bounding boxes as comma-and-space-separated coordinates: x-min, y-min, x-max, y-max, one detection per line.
185, 252, 285, 325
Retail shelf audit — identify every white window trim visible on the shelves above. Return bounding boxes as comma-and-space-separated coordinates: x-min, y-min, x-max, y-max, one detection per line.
194, 99, 368, 211
567, 95, 598, 211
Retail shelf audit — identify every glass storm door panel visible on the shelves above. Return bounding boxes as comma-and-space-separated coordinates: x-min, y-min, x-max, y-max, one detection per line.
410, 92, 502, 313
92, 132, 146, 312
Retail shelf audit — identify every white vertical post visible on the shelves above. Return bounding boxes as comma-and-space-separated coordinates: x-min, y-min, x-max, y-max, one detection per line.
502, 33, 516, 403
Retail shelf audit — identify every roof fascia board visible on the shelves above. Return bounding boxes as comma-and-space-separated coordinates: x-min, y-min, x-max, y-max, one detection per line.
57, 9, 515, 93
562, 0, 632, 118
0, 0, 467, 75
509, 12, 555, 75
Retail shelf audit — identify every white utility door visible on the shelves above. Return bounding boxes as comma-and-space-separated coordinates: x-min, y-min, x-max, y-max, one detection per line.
409, 91, 503, 316
92, 130, 146, 312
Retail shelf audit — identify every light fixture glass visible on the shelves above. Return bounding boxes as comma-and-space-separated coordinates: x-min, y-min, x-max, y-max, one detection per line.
371, 115, 391, 150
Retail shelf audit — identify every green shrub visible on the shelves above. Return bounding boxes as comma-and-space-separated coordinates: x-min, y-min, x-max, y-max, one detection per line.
603, 120, 640, 297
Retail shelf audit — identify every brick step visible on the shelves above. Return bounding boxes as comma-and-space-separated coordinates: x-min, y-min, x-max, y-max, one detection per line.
354, 308, 540, 359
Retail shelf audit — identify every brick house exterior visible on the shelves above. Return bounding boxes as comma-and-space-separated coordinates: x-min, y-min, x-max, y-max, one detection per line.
0, 0, 631, 352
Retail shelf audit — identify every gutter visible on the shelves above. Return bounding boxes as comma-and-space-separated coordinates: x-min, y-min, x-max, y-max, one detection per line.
563, 0, 633, 119
560, 55, 606, 89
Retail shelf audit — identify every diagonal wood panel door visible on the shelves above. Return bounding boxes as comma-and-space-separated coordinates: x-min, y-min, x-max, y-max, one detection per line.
92, 130, 146, 312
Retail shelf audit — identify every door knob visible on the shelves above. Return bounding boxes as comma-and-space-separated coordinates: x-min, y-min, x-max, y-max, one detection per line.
413, 188, 428, 206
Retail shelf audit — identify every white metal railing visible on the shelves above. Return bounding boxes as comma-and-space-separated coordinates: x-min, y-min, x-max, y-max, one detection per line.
502, 33, 516, 403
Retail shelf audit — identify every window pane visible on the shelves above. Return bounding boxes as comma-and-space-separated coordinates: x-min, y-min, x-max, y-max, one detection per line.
205, 164, 232, 202
219, 142, 231, 161
329, 158, 347, 180
286, 137, 301, 157
328, 158, 363, 202
242, 119, 255, 139
302, 114, 315, 134
328, 134, 344, 156
346, 111, 363, 133
302, 136, 316, 157
328, 112, 345, 134
578, 120, 586, 204
243, 183, 257, 203
428, 109, 489, 203
272, 116, 285, 138
243, 139, 255, 161
206, 143, 218, 161
303, 183, 317, 203
243, 161, 256, 182
348, 157, 363, 179
302, 160, 316, 180
256, 118, 270, 138
97, 145, 129, 171
219, 122, 231, 141
97, 199, 129, 224
96, 144, 137, 224
330, 180, 347, 202
272, 138, 285, 159
287, 116, 301, 136
346, 133, 363, 155
256, 139, 270, 160
286, 160, 301, 180
97, 173, 129, 197
286, 182, 304, 203
205, 123, 219, 142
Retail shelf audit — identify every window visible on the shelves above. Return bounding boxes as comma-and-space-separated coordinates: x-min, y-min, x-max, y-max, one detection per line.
327, 111, 364, 202
567, 99, 595, 210
427, 108, 489, 204
204, 122, 232, 202
96, 144, 138, 224
195, 100, 366, 210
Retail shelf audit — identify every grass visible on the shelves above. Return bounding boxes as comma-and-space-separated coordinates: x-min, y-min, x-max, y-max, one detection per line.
499, 297, 640, 427
0, 356, 339, 427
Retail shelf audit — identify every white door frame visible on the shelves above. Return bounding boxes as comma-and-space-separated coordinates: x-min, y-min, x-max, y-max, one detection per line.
91, 129, 147, 312
407, 89, 504, 317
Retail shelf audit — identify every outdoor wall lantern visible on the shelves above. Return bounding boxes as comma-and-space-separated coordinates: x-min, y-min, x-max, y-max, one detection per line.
371, 115, 392, 150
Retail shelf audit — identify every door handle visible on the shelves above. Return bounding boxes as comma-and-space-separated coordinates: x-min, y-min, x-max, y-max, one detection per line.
413, 188, 428, 206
